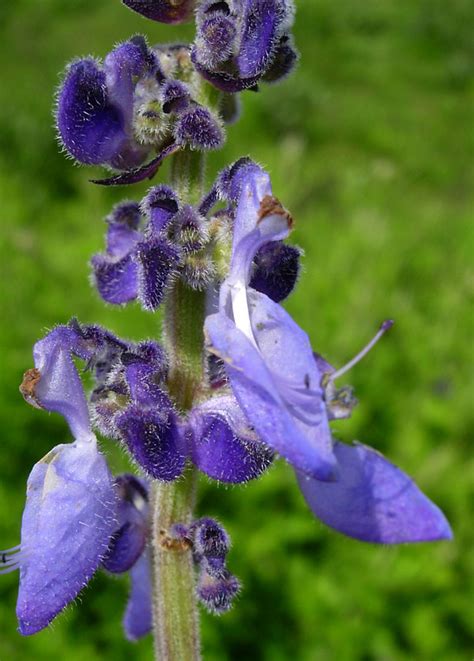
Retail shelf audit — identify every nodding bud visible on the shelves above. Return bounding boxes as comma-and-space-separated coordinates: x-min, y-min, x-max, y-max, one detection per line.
168, 206, 208, 253
197, 567, 240, 615
122, 0, 197, 24
191, 518, 230, 564
161, 80, 191, 114
175, 106, 224, 151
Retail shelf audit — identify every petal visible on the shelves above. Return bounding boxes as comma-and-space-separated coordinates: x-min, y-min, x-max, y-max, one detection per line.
103, 475, 149, 574
91, 253, 139, 305
191, 50, 261, 92
248, 289, 319, 387
122, 0, 196, 24
105, 202, 142, 259
296, 441, 453, 544
190, 395, 273, 483
136, 237, 181, 311
116, 405, 186, 481
225, 163, 292, 285
104, 38, 155, 126
122, 353, 170, 407
16, 441, 117, 635
56, 59, 126, 165
141, 184, 179, 236
22, 327, 92, 441
250, 241, 300, 302
236, 0, 286, 78
91, 143, 180, 186
205, 312, 336, 480
123, 550, 152, 642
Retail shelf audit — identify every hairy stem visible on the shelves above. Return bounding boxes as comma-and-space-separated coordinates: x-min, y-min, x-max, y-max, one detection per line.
151, 148, 206, 661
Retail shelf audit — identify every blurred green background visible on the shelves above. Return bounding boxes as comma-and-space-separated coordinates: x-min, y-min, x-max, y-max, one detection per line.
0, 1, 473, 659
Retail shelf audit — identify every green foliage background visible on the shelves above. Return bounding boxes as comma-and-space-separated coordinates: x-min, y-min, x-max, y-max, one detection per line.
0, 1, 472, 659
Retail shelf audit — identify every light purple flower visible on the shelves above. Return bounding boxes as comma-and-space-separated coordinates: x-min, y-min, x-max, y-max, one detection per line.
4, 327, 119, 635
204, 163, 453, 543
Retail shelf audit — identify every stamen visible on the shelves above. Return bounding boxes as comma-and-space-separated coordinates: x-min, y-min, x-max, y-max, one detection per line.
230, 281, 259, 349
0, 563, 20, 575
329, 320, 394, 382
0, 546, 24, 575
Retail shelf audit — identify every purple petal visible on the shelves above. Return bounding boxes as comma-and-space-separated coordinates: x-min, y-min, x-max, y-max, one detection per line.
104, 39, 155, 126
190, 395, 273, 483
205, 312, 336, 480
105, 202, 142, 258
236, 0, 285, 78
103, 475, 149, 574
122, 0, 196, 24
250, 241, 300, 302
91, 253, 139, 305
116, 405, 186, 480
21, 327, 92, 441
297, 441, 453, 544
57, 59, 127, 165
122, 353, 170, 407
191, 50, 261, 92
141, 185, 179, 236
90, 143, 180, 186
225, 161, 292, 281
16, 440, 117, 635
136, 237, 181, 310
123, 550, 152, 641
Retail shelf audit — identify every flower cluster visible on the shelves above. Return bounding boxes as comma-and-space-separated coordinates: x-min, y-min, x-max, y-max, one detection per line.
4, 0, 451, 647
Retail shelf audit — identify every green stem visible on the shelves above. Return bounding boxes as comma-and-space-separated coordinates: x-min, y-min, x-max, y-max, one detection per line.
151, 148, 206, 661
151, 472, 199, 661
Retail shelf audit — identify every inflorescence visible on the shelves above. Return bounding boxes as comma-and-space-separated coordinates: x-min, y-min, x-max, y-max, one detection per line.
2, 0, 451, 643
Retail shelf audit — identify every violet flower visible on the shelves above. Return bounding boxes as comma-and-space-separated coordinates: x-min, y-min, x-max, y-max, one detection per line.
57, 37, 223, 181
191, 0, 298, 92
2, 327, 117, 635
204, 162, 453, 544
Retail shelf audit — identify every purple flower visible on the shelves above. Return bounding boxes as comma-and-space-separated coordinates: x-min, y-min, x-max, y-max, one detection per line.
91, 193, 181, 310
204, 163, 453, 544
57, 38, 224, 181
57, 38, 155, 169
4, 327, 118, 635
5, 322, 155, 637
192, 0, 299, 92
